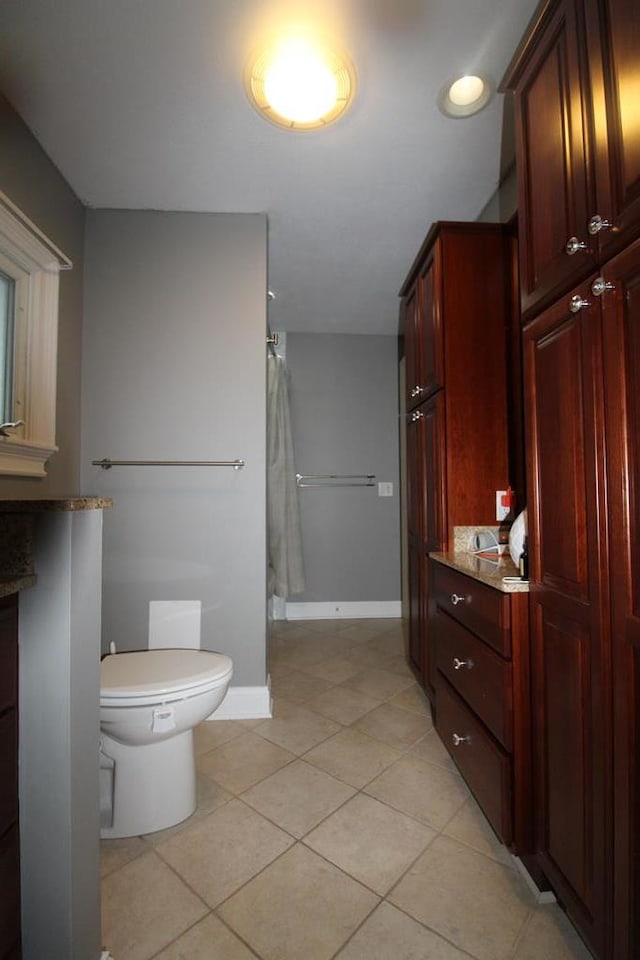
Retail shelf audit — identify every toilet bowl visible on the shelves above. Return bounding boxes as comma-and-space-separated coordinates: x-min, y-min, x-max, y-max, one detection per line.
99, 648, 233, 839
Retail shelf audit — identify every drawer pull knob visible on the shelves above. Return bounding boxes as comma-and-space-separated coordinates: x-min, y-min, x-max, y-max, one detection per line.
452, 733, 471, 747
450, 593, 467, 606
453, 657, 473, 671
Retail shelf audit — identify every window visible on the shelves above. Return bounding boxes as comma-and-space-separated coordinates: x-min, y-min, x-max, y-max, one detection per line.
0, 192, 71, 477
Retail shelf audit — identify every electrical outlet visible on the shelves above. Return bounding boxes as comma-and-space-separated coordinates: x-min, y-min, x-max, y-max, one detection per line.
378, 482, 393, 497
496, 490, 510, 521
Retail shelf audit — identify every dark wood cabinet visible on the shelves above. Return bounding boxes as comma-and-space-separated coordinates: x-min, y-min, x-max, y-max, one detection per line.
400, 223, 512, 699
600, 237, 640, 960
506, 2, 640, 953
0, 594, 20, 960
523, 281, 610, 958
432, 561, 533, 854
504, 0, 640, 322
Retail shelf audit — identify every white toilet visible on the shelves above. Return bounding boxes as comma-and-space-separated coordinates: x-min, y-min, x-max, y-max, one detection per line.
99, 647, 233, 838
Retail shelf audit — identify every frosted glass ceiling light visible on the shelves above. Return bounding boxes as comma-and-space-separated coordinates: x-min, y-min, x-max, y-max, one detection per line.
438, 74, 492, 118
245, 35, 355, 130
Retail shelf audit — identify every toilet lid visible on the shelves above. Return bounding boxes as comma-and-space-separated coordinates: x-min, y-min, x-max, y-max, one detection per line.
100, 649, 233, 701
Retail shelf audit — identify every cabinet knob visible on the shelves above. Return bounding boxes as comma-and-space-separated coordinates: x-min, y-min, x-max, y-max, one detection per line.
565, 236, 588, 256
452, 733, 471, 747
410, 410, 424, 422
453, 657, 473, 671
569, 295, 591, 313
588, 214, 613, 236
410, 385, 425, 398
591, 277, 615, 297
450, 593, 467, 606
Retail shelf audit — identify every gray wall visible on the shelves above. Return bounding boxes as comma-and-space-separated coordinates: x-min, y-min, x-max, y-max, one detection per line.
81, 210, 268, 685
0, 95, 85, 495
287, 333, 400, 603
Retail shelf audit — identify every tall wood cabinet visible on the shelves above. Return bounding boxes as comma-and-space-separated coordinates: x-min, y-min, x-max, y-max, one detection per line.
505, 1, 640, 956
0, 593, 20, 960
400, 223, 512, 699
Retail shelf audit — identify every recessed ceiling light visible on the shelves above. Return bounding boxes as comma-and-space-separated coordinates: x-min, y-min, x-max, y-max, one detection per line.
437, 74, 492, 118
245, 35, 356, 131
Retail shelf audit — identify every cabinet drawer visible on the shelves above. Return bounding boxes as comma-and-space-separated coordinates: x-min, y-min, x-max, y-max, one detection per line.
432, 563, 510, 656
436, 678, 513, 845
435, 610, 512, 750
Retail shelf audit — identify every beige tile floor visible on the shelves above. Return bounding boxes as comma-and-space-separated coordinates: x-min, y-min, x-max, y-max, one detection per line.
101, 618, 594, 960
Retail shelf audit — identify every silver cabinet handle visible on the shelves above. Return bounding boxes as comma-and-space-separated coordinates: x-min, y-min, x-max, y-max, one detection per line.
588, 214, 613, 235
591, 277, 615, 296
565, 236, 587, 255
453, 657, 473, 671
570, 295, 591, 313
410, 411, 424, 422
452, 733, 471, 747
450, 593, 467, 605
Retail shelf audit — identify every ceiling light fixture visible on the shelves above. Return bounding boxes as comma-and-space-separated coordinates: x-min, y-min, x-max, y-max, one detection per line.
438, 74, 492, 118
245, 35, 356, 130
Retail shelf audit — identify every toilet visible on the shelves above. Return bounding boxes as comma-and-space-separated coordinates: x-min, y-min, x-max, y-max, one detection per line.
99, 648, 233, 838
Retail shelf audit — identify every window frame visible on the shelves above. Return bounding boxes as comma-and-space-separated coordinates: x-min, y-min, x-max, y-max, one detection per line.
0, 193, 71, 477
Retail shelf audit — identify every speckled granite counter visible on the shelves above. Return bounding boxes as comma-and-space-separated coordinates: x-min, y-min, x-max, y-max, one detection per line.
430, 550, 530, 593
0, 497, 112, 512
0, 497, 112, 596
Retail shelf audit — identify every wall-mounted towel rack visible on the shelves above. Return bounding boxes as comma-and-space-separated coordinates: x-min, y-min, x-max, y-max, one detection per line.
92, 458, 245, 470
296, 473, 375, 488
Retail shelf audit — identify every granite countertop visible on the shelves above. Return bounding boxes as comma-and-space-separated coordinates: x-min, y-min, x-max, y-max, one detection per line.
0, 574, 37, 599
0, 496, 112, 512
0, 496, 112, 596
430, 550, 530, 593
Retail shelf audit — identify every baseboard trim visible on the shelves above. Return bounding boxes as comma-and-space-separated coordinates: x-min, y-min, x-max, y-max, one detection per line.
511, 856, 556, 904
285, 601, 402, 621
206, 682, 272, 720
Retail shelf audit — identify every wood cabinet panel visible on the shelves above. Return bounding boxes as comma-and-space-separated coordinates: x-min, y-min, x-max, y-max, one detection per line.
401, 222, 512, 702
524, 283, 610, 958
432, 563, 511, 657
0, 594, 20, 960
505, 0, 640, 320
588, 0, 640, 262
600, 237, 640, 959
509, 0, 597, 318
435, 609, 512, 749
437, 677, 513, 845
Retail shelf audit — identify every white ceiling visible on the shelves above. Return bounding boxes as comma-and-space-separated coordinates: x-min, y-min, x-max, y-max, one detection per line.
0, 0, 537, 335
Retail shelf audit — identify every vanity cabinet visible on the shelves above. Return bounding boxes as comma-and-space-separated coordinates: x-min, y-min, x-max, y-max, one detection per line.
504, 0, 640, 322
431, 561, 533, 853
0, 593, 20, 960
400, 222, 512, 698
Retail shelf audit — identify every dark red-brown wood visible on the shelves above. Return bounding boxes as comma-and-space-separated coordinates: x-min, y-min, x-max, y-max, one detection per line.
504, 0, 640, 323
0, 594, 20, 960
400, 223, 513, 700
600, 237, 640, 960
523, 281, 610, 959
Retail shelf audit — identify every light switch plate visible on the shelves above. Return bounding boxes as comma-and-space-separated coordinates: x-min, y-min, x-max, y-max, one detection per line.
378, 482, 393, 497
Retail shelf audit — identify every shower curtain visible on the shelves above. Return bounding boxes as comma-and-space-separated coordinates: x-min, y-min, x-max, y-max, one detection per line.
267, 354, 305, 597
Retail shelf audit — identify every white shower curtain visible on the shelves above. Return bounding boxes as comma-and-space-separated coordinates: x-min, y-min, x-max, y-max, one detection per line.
267, 355, 305, 597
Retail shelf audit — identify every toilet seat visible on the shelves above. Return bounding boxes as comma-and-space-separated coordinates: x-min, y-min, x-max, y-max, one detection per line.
100, 649, 233, 708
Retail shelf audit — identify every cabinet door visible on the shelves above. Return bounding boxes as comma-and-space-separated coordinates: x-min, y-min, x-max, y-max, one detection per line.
587, 0, 640, 262
523, 282, 610, 957
513, 0, 598, 319
416, 256, 443, 400
403, 286, 420, 411
600, 238, 640, 960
